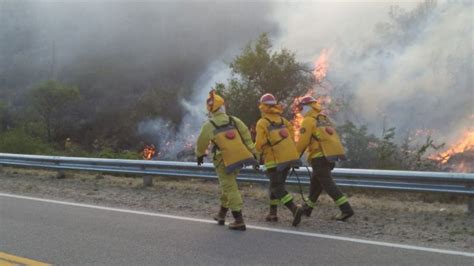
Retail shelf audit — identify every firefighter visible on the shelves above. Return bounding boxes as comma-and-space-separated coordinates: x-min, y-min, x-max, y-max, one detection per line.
255, 93, 304, 226
295, 95, 354, 221
195, 90, 258, 231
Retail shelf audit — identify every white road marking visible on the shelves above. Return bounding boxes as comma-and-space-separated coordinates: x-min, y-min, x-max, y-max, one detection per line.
1, 192, 473, 258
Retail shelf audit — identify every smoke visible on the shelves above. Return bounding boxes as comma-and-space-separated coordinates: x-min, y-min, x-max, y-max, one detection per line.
1, 0, 275, 92
139, 60, 231, 160
2, 0, 472, 158
273, 0, 473, 145
0, 0, 275, 154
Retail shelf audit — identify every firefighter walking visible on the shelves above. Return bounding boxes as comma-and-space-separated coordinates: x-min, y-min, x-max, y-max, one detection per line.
195, 90, 258, 231
255, 93, 304, 226
295, 96, 354, 221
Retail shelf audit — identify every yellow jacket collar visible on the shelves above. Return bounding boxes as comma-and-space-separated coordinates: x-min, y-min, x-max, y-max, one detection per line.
259, 103, 283, 115
304, 108, 320, 118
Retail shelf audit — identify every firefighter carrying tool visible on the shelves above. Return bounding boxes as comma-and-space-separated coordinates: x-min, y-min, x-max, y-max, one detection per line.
295, 95, 354, 221
195, 90, 258, 231
255, 93, 304, 226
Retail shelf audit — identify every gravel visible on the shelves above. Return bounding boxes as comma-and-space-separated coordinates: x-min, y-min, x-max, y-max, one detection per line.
0, 167, 472, 252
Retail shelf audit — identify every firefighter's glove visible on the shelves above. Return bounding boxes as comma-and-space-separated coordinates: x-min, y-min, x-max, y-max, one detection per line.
253, 164, 260, 171
197, 155, 205, 166
292, 166, 300, 170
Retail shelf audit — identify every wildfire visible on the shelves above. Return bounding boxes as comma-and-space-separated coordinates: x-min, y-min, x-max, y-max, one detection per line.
291, 49, 331, 142
434, 130, 474, 164
142, 144, 156, 160
292, 112, 304, 142
291, 90, 314, 142
313, 48, 330, 83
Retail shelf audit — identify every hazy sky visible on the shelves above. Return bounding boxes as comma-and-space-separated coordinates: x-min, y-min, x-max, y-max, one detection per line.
1, 0, 472, 149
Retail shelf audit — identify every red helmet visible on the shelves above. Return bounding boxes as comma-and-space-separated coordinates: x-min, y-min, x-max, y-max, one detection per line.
259, 93, 277, 105
299, 95, 317, 105
296, 95, 319, 112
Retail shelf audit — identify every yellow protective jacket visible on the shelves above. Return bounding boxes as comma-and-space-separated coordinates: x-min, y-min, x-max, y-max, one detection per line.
296, 109, 346, 162
255, 105, 301, 170
195, 112, 257, 173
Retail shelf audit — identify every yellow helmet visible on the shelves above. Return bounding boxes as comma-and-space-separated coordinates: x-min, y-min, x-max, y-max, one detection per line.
206, 89, 225, 112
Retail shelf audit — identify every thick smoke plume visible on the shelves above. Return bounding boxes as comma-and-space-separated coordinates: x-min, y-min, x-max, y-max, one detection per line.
2, 0, 472, 159
273, 0, 473, 146
1, 0, 275, 156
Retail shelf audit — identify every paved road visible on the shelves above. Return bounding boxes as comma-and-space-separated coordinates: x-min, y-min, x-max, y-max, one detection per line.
0, 193, 473, 266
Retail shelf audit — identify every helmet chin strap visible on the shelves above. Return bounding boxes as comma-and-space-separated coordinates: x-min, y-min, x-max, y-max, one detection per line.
301, 105, 312, 116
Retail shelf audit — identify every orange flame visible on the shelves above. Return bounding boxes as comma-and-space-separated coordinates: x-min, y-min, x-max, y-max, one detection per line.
434, 130, 474, 164
291, 49, 332, 142
292, 112, 304, 142
142, 144, 156, 160
291, 90, 314, 142
313, 48, 330, 83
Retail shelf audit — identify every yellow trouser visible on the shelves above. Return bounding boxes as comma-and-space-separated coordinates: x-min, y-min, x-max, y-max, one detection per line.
214, 159, 243, 211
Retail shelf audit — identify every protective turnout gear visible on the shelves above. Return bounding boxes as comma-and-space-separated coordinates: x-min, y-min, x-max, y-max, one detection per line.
214, 206, 228, 225
301, 202, 313, 217
209, 116, 258, 173
289, 202, 304, 227
259, 93, 277, 105
266, 167, 303, 226
298, 95, 317, 106
196, 98, 256, 224
297, 95, 322, 113
256, 94, 303, 226
301, 105, 313, 116
296, 98, 354, 222
253, 164, 260, 171
262, 118, 301, 171
206, 89, 225, 113
228, 210, 246, 231
296, 108, 346, 162
265, 204, 278, 222
214, 163, 244, 212
256, 103, 301, 170
197, 155, 205, 166
334, 202, 354, 221
303, 157, 350, 217
312, 114, 346, 162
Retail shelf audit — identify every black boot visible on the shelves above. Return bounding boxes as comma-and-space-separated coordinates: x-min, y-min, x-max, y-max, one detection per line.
265, 205, 278, 222
285, 200, 303, 227
333, 202, 354, 221
302, 203, 313, 217
229, 210, 246, 231
213, 206, 228, 225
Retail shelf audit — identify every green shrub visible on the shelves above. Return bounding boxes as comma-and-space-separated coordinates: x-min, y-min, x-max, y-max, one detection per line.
97, 148, 141, 160
0, 128, 54, 154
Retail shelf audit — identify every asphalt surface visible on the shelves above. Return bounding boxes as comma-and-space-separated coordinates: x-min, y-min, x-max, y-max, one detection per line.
0, 194, 473, 266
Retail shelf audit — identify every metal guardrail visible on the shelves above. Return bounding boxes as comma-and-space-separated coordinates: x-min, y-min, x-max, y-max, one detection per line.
1, 153, 473, 212
1, 152, 473, 193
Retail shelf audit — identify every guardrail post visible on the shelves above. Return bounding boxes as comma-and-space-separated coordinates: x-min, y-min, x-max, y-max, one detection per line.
56, 170, 66, 179
143, 175, 153, 187
468, 197, 474, 214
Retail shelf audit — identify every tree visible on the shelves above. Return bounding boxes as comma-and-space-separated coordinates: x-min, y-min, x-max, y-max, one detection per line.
28, 80, 81, 142
337, 121, 380, 169
217, 33, 314, 125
